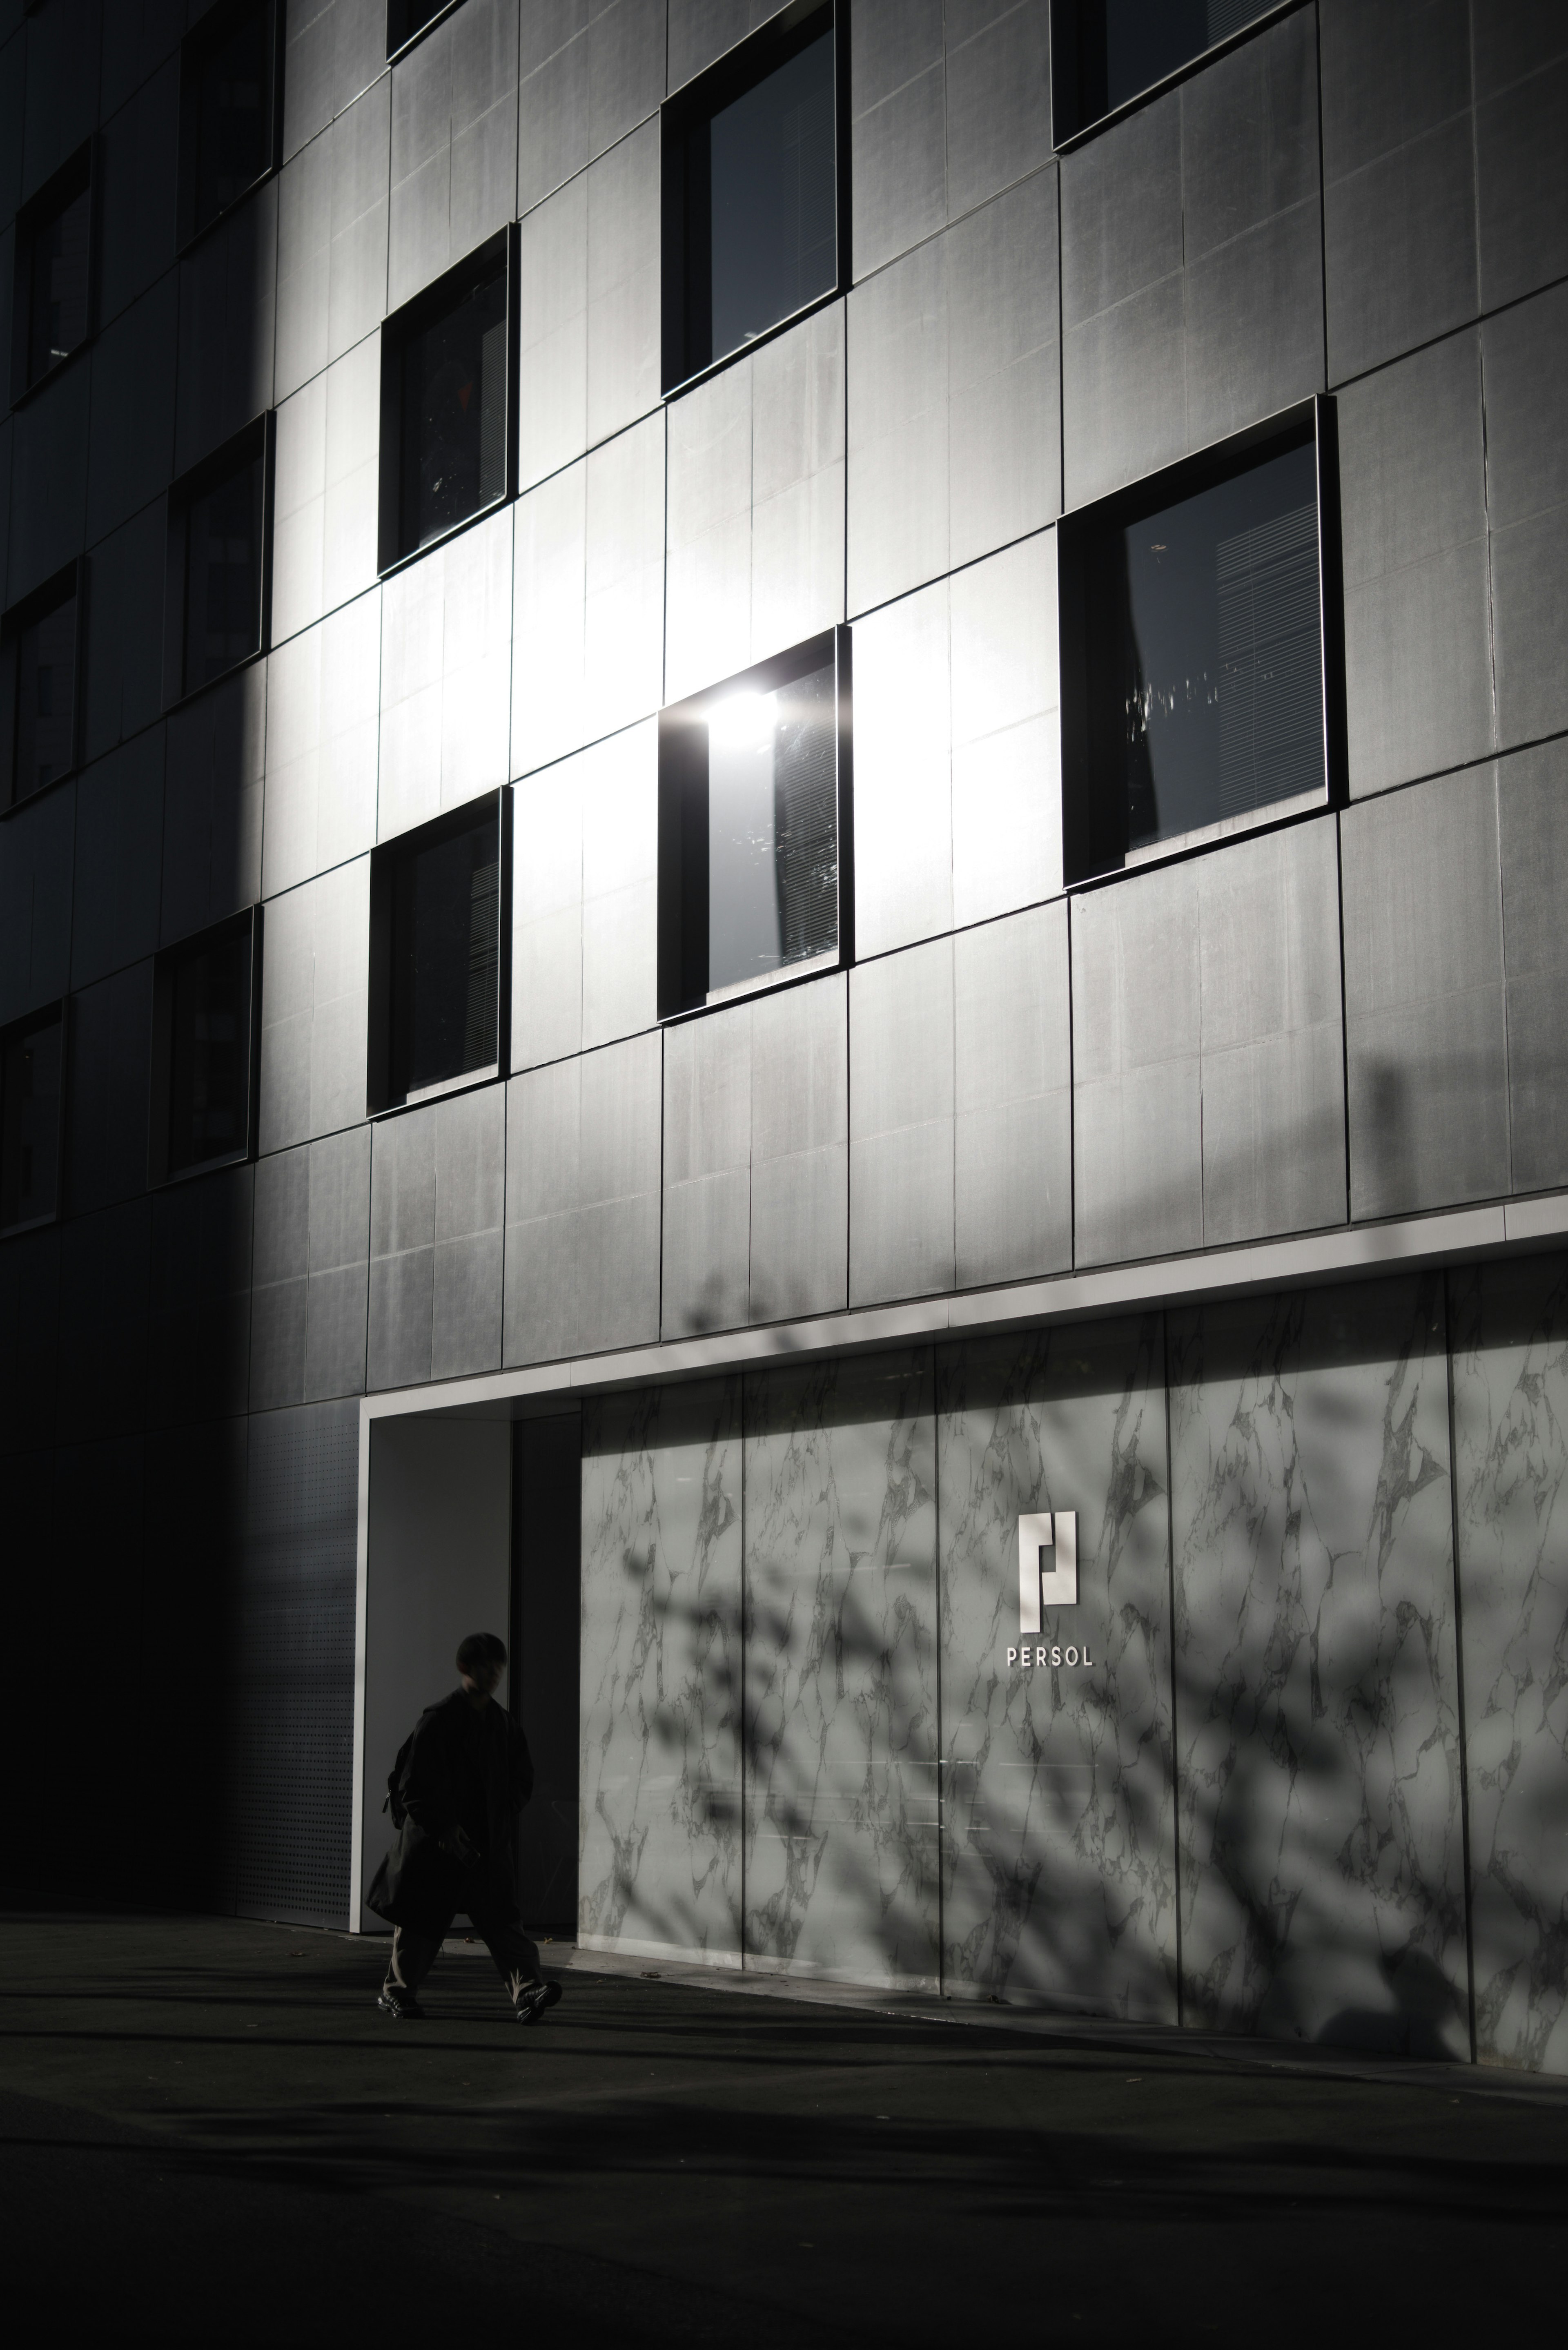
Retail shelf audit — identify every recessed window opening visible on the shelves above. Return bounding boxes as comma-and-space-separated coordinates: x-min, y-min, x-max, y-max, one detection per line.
181, 0, 282, 244
166, 421, 272, 704
1, 569, 80, 809
659, 632, 849, 1019
11, 144, 94, 402
369, 795, 509, 1113
663, 1, 840, 391
0, 1005, 63, 1233
387, 0, 455, 58
151, 916, 258, 1184
380, 236, 512, 570
1060, 412, 1333, 883
1056, 1, 1273, 141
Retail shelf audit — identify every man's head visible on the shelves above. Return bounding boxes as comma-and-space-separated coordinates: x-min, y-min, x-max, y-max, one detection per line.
456, 1631, 507, 1702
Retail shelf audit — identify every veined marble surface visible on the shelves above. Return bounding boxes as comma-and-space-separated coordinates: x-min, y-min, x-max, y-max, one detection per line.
1170, 1277, 1469, 2056
937, 1320, 1176, 2017
742, 1349, 940, 1987
1451, 1253, 1568, 2075
578, 1378, 744, 1958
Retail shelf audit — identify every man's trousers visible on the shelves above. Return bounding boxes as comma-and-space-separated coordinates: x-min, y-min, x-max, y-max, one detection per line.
382, 1907, 544, 2008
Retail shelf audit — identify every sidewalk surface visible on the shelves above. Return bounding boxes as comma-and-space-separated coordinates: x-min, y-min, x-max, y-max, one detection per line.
3, 1913, 1566, 2344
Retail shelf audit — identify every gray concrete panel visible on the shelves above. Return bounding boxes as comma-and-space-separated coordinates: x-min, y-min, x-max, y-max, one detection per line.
1482, 282, 1568, 750
8, 360, 88, 602
263, 589, 380, 899
662, 1000, 750, 1336
304, 1122, 371, 1400
1072, 863, 1203, 1268
368, 1103, 436, 1389
430, 1082, 505, 1379
0, 782, 74, 1025
849, 0, 944, 282
85, 274, 178, 546
250, 1142, 311, 1412
57, 1199, 150, 1422
97, 56, 178, 328
283, 0, 386, 161
258, 856, 371, 1154
954, 900, 1071, 1289
65, 960, 153, 1213
0, 1230, 57, 1458
83, 502, 165, 764
849, 570, 952, 957
1321, 0, 1475, 382
0, 32, 20, 232
70, 732, 163, 988
1498, 737, 1568, 1195
276, 74, 390, 401
948, 531, 1060, 928
99, 0, 183, 121
667, 0, 774, 92
1170, 1275, 1468, 2053
518, 0, 666, 215
1337, 329, 1493, 796
147, 1164, 254, 1424
511, 412, 665, 775
1342, 767, 1510, 1218
850, 938, 955, 1306
271, 330, 382, 646
174, 179, 278, 473
1474, 17, 1568, 312
388, 0, 517, 311
19, 0, 98, 200
161, 665, 267, 945
378, 507, 511, 840
944, 0, 1052, 224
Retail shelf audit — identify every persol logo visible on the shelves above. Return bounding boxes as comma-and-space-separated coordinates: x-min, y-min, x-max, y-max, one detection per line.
1008, 1510, 1094, 1672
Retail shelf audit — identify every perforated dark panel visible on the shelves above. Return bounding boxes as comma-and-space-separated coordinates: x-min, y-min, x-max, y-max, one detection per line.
235, 1398, 359, 1927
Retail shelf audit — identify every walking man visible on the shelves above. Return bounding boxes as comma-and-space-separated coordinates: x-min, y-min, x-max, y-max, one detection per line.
368, 1631, 562, 2025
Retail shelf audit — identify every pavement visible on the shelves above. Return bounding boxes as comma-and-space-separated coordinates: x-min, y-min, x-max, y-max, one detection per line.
2, 1912, 1566, 2345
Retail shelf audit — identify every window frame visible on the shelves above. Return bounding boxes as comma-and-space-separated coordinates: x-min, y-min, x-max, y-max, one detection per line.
386, 0, 463, 64
0, 561, 85, 814
1049, 0, 1300, 149
176, 0, 286, 253
148, 908, 263, 1189
1056, 395, 1345, 890
657, 626, 855, 1024
163, 414, 275, 711
376, 226, 519, 579
9, 140, 97, 406
0, 997, 68, 1237
660, 0, 850, 400
366, 788, 514, 1117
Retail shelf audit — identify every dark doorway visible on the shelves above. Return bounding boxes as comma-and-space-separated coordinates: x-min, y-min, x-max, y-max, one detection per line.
511, 1413, 581, 1935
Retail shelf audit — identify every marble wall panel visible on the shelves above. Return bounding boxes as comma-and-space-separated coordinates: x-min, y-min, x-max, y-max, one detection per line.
1450, 1253, 1568, 2076
579, 1378, 744, 1962
937, 1319, 1176, 2018
1169, 1276, 1470, 2058
742, 1349, 940, 1988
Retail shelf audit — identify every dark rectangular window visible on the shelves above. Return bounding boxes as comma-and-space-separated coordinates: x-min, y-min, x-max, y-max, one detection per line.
166, 422, 272, 705
380, 237, 511, 570
1060, 413, 1333, 882
1055, 2, 1272, 140
369, 796, 508, 1112
180, 0, 281, 245
659, 633, 848, 1018
0, 1006, 63, 1233
663, 2, 840, 391
152, 916, 257, 1182
11, 144, 93, 401
1, 569, 80, 807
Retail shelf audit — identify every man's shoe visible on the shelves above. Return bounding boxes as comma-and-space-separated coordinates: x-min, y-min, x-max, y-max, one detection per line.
514, 1980, 562, 2026
376, 1987, 425, 2020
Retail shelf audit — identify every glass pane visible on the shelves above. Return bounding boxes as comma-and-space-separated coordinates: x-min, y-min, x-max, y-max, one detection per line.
169, 932, 250, 1173
27, 184, 91, 381
14, 592, 78, 799
390, 814, 501, 1098
708, 23, 835, 366
1094, 1, 1265, 119
194, 4, 274, 233
1095, 441, 1323, 856
706, 659, 837, 999
184, 453, 264, 691
400, 267, 508, 554
0, 1016, 62, 1229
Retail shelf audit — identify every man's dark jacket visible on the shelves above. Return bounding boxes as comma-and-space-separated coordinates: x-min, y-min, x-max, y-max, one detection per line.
367, 1690, 534, 1933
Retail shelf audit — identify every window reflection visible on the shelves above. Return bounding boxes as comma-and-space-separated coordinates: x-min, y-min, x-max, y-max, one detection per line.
13, 589, 78, 800
168, 930, 251, 1174
706, 659, 838, 1001
1088, 440, 1323, 858
26, 182, 91, 382
708, 25, 836, 366
0, 1012, 62, 1231
399, 264, 508, 555
184, 449, 265, 692
192, 0, 275, 235
388, 812, 502, 1102
1069, 0, 1268, 132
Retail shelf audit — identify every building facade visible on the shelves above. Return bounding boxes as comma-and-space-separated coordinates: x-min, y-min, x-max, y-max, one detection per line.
3, 0, 1568, 2074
